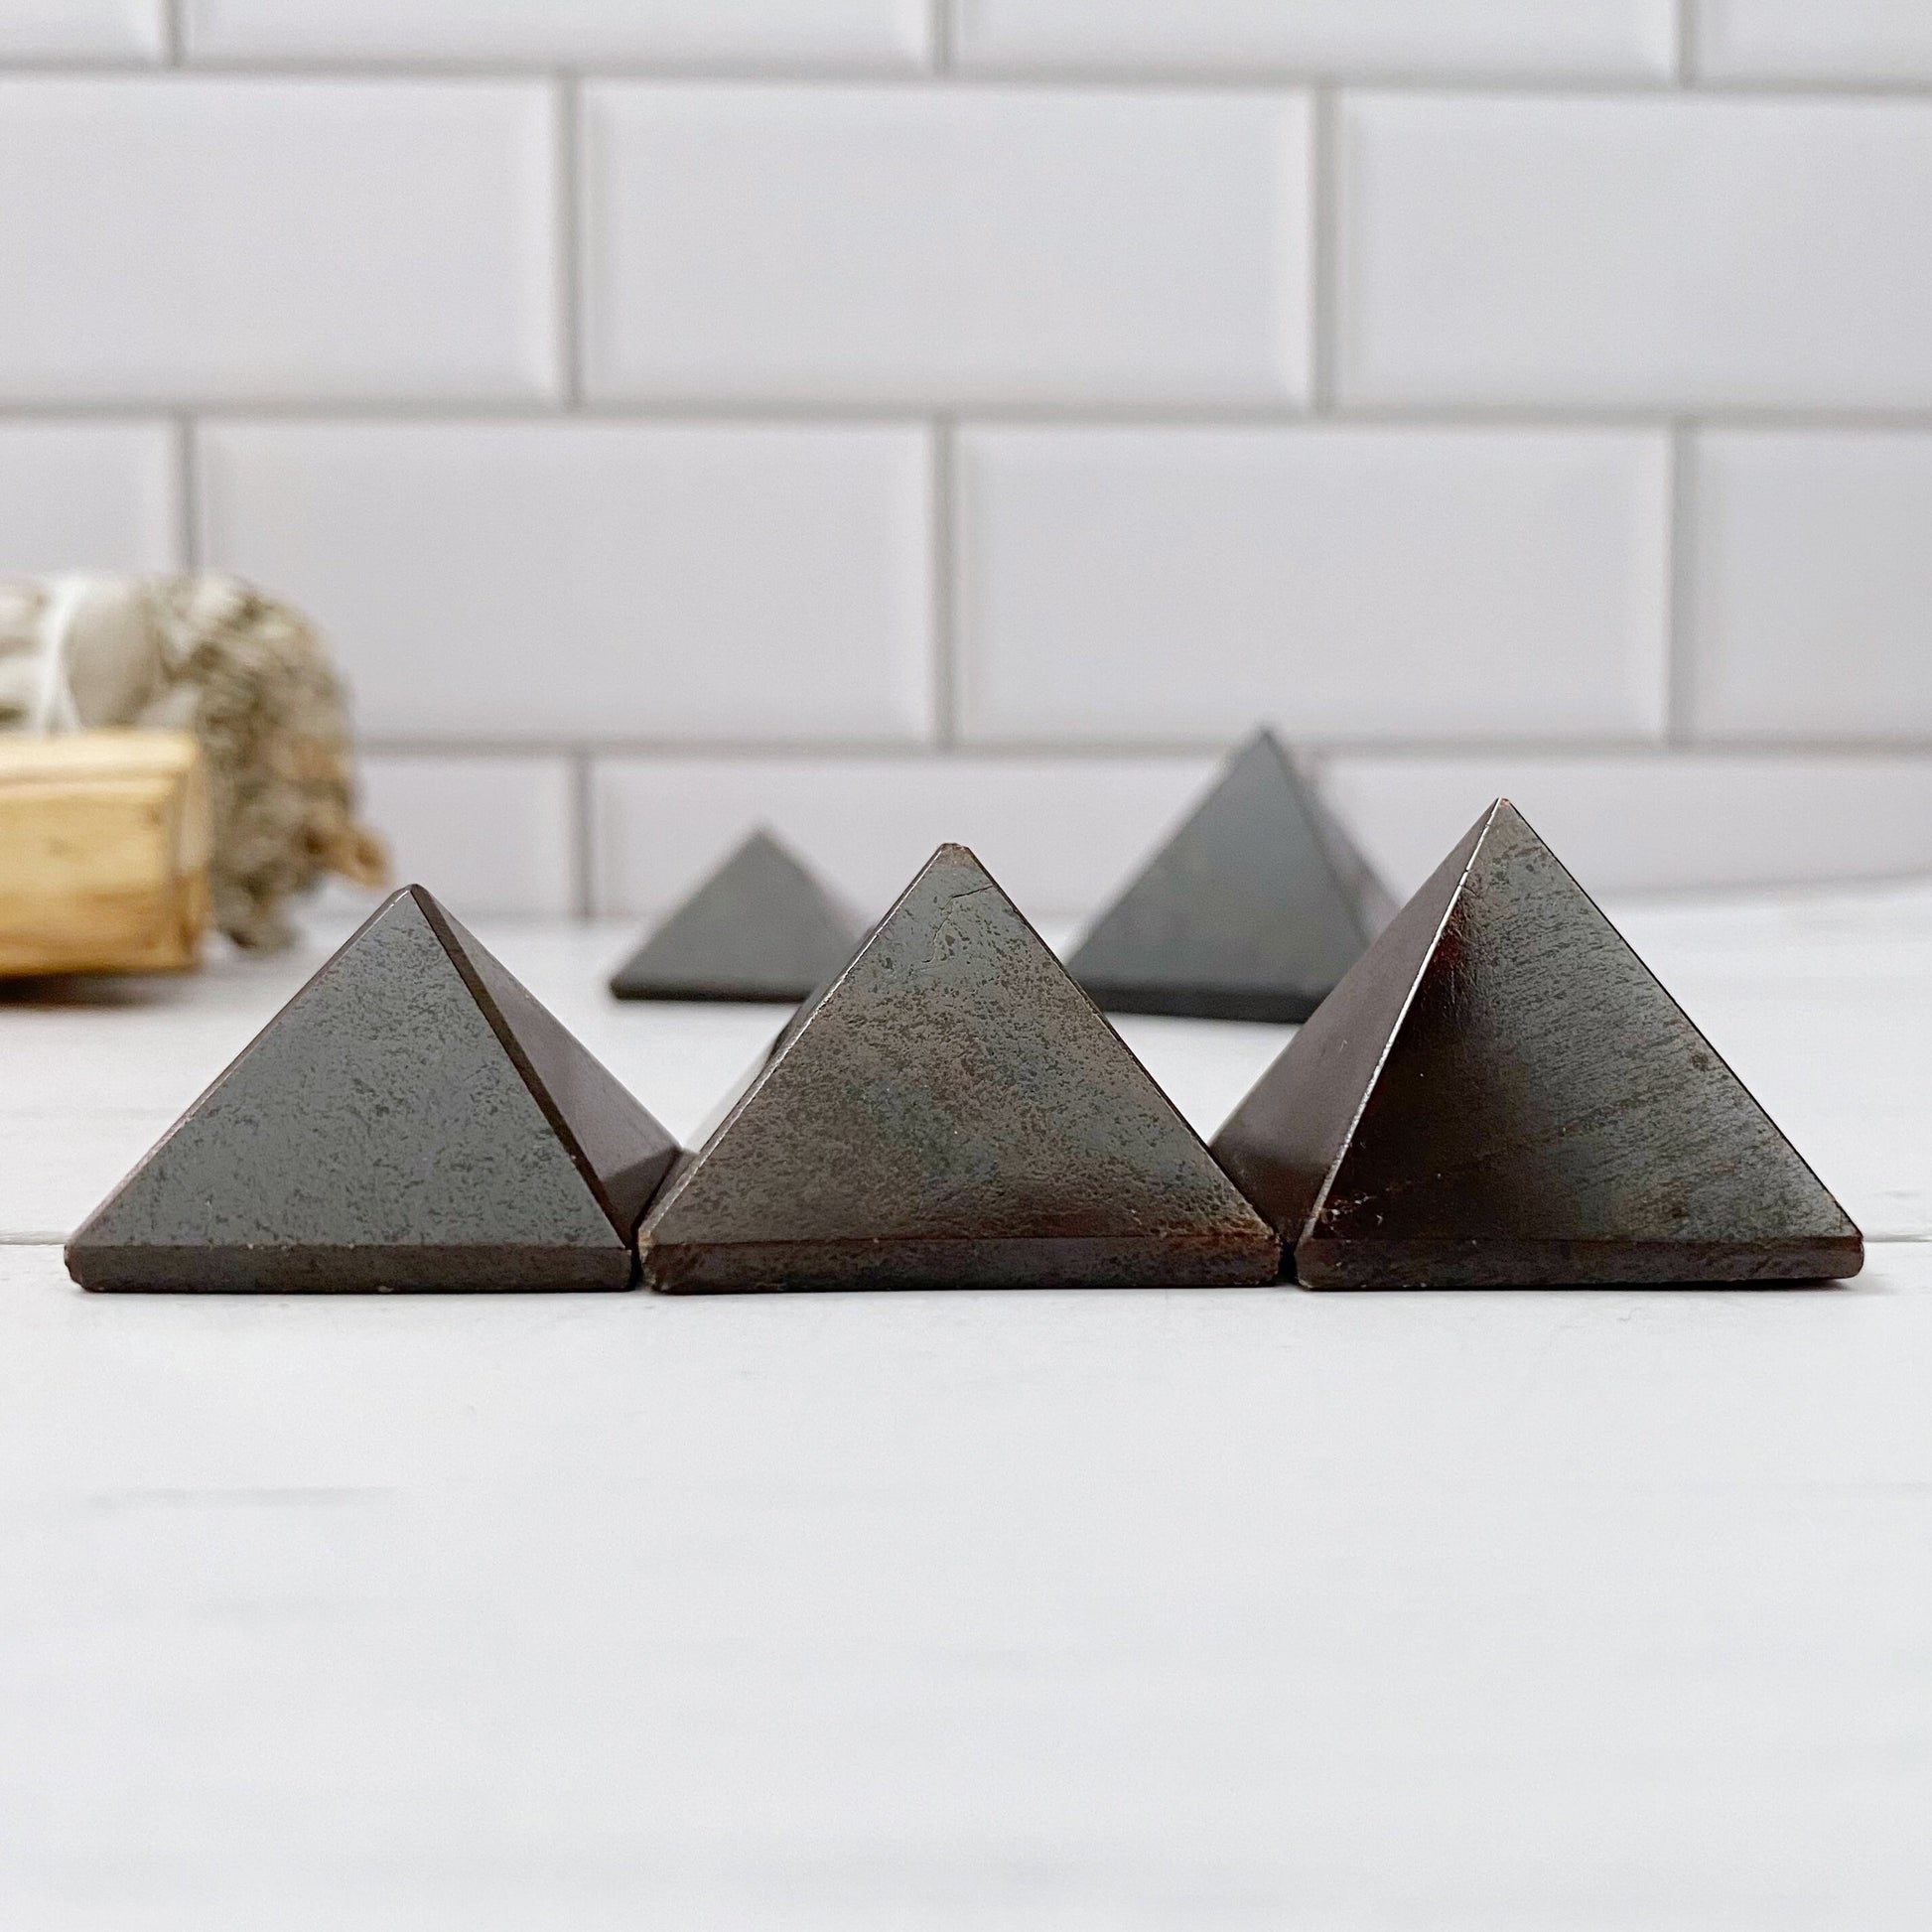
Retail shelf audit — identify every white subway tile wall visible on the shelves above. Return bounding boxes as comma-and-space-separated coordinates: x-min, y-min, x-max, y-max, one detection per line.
0, 9, 1924, 915
184, 0, 930, 68
1319, 755, 1932, 897
0, 0, 160, 58
1699, 2, 1932, 83
0, 79, 557, 404
581, 85, 1310, 406
1688, 433, 1932, 742
357, 754, 579, 917
197, 420, 933, 741
592, 755, 1220, 921
1338, 94, 1932, 410
956, 426, 1669, 744
954, 1, 1677, 79
0, 423, 177, 573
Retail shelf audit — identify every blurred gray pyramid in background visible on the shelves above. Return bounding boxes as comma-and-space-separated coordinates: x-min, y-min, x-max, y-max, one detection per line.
637, 843, 1281, 1294
1211, 800, 1863, 1290
1067, 729, 1394, 1024
610, 829, 865, 1004
68, 886, 678, 1292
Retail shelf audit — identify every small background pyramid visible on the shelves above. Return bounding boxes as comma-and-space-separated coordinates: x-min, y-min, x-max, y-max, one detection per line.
1212, 801, 1862, 1288
638, 843, 1280, 1293
69, 886, 678, 1292
610, 829, 864, 1003
1067, 729, 1393, 1023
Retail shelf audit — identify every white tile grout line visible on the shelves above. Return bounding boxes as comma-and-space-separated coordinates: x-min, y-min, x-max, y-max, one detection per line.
162, 0, 184, 67
553, 72, 584, 408
1309, 84, 1338, 414
350, 734, 1932, 761
21, 401, 1932, 431
11, 60, 1932, 96
171, 414, 200, 572
570, 747, 596, 917
930, 0, 953, 73
930, 417, 958, 748
1677, 0, 1700, 87
1665, 421, 1698, 744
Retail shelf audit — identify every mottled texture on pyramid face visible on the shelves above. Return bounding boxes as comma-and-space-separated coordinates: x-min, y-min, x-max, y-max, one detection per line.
610, 830, 864, 1003
68, 888, 678, 1293
1068, 730, 1390, 1023
639, 844, 1280, 1293
1212, 802, 1863, 1289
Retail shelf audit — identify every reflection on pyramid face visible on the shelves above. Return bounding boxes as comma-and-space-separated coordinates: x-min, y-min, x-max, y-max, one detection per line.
69, 887, 678, 1293
1213, 801, 1863, 1290
639, 844, 1280, 1294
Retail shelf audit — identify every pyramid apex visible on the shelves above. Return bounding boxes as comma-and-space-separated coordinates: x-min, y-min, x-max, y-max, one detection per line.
1441, 797, 1537, 874
889, 842, 1003, 902
924, 840, 985, 867
1475, 796, 1540, 839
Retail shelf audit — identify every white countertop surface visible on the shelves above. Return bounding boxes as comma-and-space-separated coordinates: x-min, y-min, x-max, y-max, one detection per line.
4, 889, 1931, 1929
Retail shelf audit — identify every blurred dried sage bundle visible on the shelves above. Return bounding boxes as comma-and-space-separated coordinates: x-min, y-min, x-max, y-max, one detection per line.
0, 574, 386, 950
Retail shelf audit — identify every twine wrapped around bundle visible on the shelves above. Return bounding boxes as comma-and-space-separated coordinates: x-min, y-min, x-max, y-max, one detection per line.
0, 574, 385, 950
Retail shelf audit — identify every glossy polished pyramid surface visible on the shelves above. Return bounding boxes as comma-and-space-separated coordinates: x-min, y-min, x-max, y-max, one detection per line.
1212, 801, 1862, 1289
1068, 729, 1393, 1023
69, 887, 678, 1292
610, 829, 864, 1004
639, 843, 1281, 1293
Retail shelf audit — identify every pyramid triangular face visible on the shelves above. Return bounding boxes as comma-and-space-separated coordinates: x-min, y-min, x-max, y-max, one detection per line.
1067, 730, 1393, 1023
424, 897, 679, 1239
638, 844, 1280, 1293
610, 830, 865, 1003
68, 887, 679, 1292
1211, 802, 1863, 1288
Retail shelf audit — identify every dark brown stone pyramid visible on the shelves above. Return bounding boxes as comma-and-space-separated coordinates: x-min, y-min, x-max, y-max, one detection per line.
1211, 801, 1863, 1289
1067, 729, 1394, 1023
638, 843, 1280, 1293
68, 886, 678, 1292
610, 829, 864, 1004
